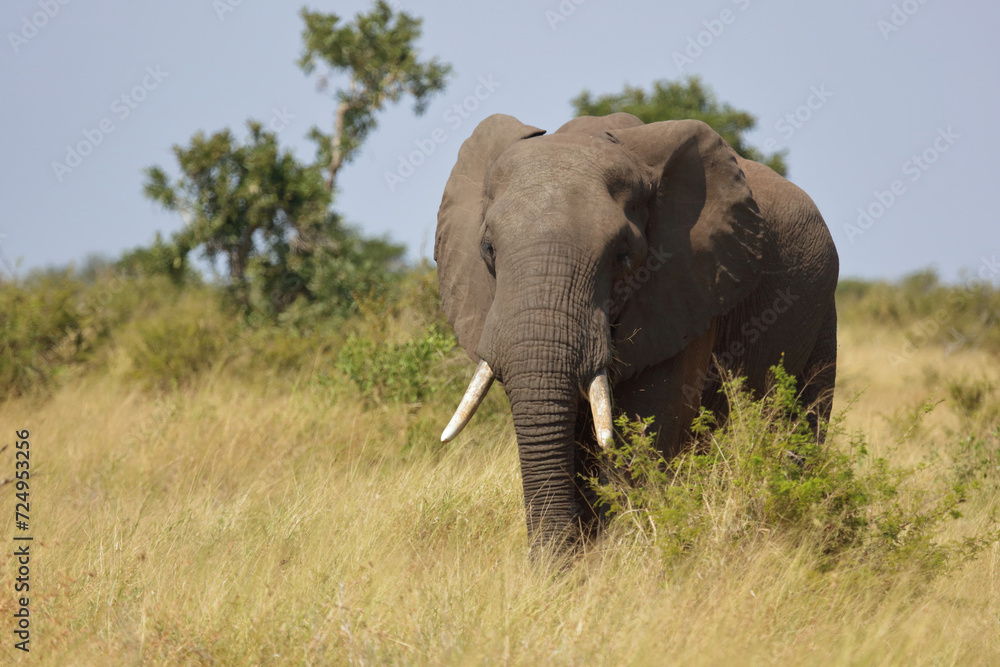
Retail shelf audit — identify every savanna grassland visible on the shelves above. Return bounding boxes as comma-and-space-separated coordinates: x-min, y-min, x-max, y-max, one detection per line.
0, 269, 998, 665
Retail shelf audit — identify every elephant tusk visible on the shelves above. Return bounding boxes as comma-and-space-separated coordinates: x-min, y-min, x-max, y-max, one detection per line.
441, 361, 495, 442
588, 370, 614, 449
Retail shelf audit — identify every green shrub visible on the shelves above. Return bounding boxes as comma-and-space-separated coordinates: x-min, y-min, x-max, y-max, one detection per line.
591, 365, 999, 576
0, 271, 85, 395
950, 427, 1000, 492
227, 325, 342, 379
0, 266, 210, 395
116, 233, 195, 285
115, 289, 237, 388
948, 378, 996, 420
0, 256, 450, 398
336, 325, 456, 404
837, 270, 1000, 355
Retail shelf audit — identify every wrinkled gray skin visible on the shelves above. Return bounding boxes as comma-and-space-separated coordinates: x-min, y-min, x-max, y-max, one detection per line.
435, 113, 838, 554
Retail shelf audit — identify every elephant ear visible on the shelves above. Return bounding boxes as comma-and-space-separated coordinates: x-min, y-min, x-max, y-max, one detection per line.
609, 120, 764, 380
435, 114, 545, 361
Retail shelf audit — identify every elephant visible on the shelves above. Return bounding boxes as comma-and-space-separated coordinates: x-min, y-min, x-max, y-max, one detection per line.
434, 112, 839, 553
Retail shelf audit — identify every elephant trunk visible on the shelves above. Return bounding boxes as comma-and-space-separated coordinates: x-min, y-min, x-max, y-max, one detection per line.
476, 243, 612, 552
503, 365, 583, 553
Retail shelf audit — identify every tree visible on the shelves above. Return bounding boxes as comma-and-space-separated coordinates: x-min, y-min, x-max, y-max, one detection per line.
139, 2, 443, 319
143, 121, 403, 317
298, 2, 451, 191
144, 121, 329, 310
116, 232, 194, 285
572, 76, 787, 176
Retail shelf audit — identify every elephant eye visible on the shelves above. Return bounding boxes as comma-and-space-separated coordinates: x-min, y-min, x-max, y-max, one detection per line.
616, 251, 632, 269
481, 238, 496, 271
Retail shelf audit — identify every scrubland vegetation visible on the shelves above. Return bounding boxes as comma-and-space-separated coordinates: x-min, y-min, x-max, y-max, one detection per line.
8, 1, 995, 662
0, 264, 997, 665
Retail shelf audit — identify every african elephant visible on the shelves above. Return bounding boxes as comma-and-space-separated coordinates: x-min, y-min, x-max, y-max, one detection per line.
434, 112, 838, 552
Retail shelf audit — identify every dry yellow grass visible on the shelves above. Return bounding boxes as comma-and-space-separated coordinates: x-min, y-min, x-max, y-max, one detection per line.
1, 320, 998, 665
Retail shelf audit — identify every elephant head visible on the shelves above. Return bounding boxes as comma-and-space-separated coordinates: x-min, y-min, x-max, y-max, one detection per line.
434, 113, 763, 551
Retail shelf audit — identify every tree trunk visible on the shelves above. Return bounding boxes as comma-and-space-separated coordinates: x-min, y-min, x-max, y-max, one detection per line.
326, 99, 350, 192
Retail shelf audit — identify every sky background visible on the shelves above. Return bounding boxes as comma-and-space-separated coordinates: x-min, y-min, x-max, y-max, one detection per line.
2, 0, 997, 282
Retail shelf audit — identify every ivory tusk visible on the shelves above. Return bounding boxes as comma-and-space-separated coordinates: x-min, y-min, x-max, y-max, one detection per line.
440, 361, 495, 442
588, 370, 614, 449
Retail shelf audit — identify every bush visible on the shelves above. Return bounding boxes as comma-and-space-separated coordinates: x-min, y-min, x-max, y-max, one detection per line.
336, 325, 456, 404
114, 288, 237, 389
0, 271, 85, 396
0, 265, 213, 395
837, 269, 1000, 355
116, 233, 195, 285
0, 257, 444, 397
592, 365, 999, 576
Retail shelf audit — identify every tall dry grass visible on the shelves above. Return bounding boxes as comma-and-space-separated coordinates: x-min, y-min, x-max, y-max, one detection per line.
0, 318, 998, 664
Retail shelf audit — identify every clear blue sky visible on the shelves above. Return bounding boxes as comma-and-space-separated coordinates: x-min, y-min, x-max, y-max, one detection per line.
2, 0, 997, 282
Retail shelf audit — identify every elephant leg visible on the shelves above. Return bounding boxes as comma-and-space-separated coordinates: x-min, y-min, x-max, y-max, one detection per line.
797, 304, 838, 441
614, 320, 717, 458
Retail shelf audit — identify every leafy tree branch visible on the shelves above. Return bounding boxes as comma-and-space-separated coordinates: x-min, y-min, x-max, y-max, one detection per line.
298, 2, 451, 192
